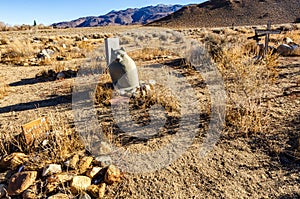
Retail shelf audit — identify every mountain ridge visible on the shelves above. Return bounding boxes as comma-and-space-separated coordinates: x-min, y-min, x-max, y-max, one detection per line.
52, 4, 183, 28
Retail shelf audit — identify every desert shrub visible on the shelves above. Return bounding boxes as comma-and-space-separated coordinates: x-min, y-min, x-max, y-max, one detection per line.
2, 39, 38, 63
204, 33, 278, 136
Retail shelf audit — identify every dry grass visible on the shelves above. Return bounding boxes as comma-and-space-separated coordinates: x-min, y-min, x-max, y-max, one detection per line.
128, 48, 175, 61
0, 76, 8, 99
204, 31, 280, 136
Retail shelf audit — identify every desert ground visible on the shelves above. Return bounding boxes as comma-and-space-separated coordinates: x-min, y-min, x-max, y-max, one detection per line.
0, 24, 299, 198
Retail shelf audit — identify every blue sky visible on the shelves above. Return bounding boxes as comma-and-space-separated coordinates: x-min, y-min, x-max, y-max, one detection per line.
0, 0, 204, 26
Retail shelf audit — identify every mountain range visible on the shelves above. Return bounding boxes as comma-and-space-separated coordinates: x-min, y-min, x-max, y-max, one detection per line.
52, 4, 183, 28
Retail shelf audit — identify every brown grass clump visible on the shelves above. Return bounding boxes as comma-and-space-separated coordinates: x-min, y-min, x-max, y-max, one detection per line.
0, 112, 84, 170
0, 76, 8, 99
128, 48, 175, 61
205, 32, 279, 136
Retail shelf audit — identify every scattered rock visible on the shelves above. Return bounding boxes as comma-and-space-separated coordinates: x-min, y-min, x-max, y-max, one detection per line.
0, 170, 14, 183
104, 165, 121, 185
78, 156, 93, 174
277, 44, 293, 56
94, 155, 112, 167
70, 176, 91, 193
56, 72, 66, 80
56, 56, 65, 61
87, 183, 106, 198
79, 192, 91, 199
37, 49, 54, 59
65, 154, 79, 169
42, 164, 62, 176
0, 184, 7, 198
47, 193, 69, 199
0, 153, 28, 170
87, 185, 99, 198
22, 185, 37, 199
7, 171, 37, 196
46, 172, 74, 193
86, 167, 102, 178
98, 183, 106, 198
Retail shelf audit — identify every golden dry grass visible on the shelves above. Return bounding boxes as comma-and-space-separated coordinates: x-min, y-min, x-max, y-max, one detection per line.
204, 30, 281, 136
0, 76, 8, 99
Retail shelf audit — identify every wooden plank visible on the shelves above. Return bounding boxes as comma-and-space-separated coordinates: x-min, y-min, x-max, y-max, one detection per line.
255, 29, 281, 35
21, 117, 50, 144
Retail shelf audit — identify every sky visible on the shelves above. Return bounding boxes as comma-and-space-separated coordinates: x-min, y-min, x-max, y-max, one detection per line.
0, 0, 205, 26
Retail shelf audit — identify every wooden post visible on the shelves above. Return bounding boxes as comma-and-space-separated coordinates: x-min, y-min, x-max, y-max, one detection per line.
264, 21, 271, 56
254, 21, 281, 58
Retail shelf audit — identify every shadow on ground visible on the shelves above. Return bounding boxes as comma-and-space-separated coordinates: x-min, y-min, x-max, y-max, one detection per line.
0, 94, 71, 114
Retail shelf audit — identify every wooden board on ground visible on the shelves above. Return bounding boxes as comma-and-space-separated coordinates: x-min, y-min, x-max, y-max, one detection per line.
21, 117, 50, 144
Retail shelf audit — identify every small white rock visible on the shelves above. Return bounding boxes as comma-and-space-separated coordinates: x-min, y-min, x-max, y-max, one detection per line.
42, 164, 62, 176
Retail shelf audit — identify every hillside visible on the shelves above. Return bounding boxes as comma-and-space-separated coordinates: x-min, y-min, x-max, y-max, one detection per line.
52, 4, 183, 28
148, 0, 300, 28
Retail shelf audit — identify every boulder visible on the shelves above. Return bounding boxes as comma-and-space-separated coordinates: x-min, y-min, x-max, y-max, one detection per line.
7, 171, 37, 196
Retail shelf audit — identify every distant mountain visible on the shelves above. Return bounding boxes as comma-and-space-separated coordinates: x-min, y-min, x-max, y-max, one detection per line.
52, 4, 183, 28
148, 0, 300, 28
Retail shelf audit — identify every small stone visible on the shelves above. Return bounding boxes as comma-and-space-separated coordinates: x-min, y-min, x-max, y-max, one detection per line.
104, 165, 121, 185
87, 183, 106, 198
98, 183, 106, 198
70, 176, 91, 193
0, 153, 28, 170
8, 171, 37, 196
22, 185, 37, 199
56, 56, 65, 61
0, 170, 14, 183
78, 156, 93, 174
0, 184, 7, 198
86, 167, 102, 178
94, 156, 112, 167
79, 192, 91, 199
56, 72, 66, 80
87, 185, 99, 198
47, 193, 69, 199
65, 154, 79, 169
46, 172, 75, 193
42, 164, 62, 176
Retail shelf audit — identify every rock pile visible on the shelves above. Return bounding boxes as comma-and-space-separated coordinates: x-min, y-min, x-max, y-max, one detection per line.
0, 152, 122, 198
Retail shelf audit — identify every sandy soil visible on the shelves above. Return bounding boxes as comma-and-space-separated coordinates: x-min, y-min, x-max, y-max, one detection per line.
0, 27, 299, 198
